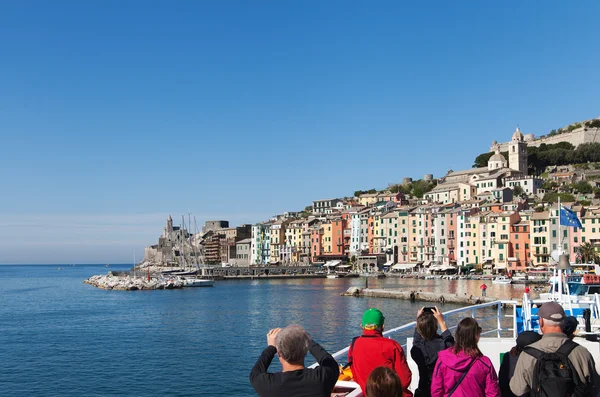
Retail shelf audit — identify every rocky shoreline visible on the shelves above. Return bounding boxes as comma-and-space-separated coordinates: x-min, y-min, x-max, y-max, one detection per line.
84, 274, 183, 290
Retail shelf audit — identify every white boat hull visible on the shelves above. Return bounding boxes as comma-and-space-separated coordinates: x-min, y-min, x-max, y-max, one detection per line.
182, 279, 214, 287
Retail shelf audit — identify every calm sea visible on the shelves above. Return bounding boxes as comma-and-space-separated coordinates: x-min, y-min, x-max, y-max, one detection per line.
0, 265, 526, 396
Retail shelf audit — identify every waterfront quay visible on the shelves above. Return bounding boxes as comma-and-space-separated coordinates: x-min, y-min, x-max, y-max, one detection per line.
205, 265, 325, 280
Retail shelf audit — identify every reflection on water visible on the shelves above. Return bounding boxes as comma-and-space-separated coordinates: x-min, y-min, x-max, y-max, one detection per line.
351, 276, 537, 300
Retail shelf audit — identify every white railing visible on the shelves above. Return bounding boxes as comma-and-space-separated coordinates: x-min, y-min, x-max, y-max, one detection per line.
310, 300, 518, 368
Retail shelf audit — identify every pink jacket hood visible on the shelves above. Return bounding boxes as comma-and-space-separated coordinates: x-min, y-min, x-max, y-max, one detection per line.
431, 348, 500, 397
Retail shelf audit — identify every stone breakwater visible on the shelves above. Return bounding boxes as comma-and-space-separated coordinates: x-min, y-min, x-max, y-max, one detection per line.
84, 274, 183, 290
342, 287, 497, 305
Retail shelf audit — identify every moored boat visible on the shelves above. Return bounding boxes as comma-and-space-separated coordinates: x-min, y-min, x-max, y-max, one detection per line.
178, 276, 214, 287
492, 276, 512, 284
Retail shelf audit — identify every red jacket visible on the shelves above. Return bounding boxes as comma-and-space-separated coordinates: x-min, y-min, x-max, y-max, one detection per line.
348, 329, 413, 397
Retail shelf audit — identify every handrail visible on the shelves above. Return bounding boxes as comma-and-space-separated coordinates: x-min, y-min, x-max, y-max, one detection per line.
310, 300, 517, 368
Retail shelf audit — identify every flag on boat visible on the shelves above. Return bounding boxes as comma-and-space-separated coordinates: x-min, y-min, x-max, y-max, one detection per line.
559, 206, 582, 228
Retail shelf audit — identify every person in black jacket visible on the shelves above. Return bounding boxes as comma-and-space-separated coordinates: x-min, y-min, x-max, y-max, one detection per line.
498, 331, 541, 397
410, 307, 454, 397
249, 325, 340, 397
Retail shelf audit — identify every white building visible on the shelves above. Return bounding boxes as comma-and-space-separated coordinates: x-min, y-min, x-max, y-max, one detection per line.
251, 223, 271, 265
504, 176, 543, 195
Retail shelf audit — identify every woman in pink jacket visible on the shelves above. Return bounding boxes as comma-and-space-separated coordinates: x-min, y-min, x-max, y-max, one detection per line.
430, 318, 500, 397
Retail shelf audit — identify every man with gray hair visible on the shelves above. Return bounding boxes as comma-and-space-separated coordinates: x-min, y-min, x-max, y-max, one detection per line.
249, 325, 339, 397
510, 301, 599, 397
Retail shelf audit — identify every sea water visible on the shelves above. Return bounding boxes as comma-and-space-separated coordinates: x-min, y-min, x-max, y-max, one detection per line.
0, 265, 525, 396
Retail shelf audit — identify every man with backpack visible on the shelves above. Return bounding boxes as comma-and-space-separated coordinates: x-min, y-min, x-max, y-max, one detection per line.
509, 302, 599, 397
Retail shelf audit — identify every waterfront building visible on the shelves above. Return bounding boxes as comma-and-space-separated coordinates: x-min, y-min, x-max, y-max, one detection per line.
310, 226, 324, 263
433, 210, 449, 264
396, 209, 411, 264
359, 208, 371, 253
530, 211, 550, 266
283, 220, 303, 263
508, 219, 530, 273
269, 221, 286, 263
350, 211, 362, 256
581, 207, 600, 255
372, 212, 385, 255
219, 225, 252, 264
492, 212, 520, 274
251, 222, 271, 265
233, 238, 252, 267
381, 211, 397, 264
321, 220, 333, 254
467, 211, 482, 270
456, 209, 471, 268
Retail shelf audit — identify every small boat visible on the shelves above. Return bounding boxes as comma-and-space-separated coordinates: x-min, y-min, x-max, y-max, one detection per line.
326, 274, 340, 279
178, 276, 214, 287
492, 276, 512, 284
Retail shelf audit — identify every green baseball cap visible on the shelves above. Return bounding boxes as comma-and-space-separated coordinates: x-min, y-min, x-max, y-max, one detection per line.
362, 308, 385, 329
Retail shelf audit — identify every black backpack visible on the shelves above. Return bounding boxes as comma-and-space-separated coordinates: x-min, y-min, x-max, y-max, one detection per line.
523, 340, 589, 397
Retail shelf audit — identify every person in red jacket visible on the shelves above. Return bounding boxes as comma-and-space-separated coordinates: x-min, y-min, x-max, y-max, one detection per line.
348, 308, 413, 397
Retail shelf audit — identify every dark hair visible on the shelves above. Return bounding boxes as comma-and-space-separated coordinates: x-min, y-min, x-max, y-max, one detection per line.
366, 367, 402, 397
416, 312, 437, 341
453, 317, 482, 358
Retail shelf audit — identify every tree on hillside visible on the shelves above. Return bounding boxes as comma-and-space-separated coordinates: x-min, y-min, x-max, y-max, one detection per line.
586, 119, 600, 129
411, 180, 436, 198
366, 188, 377, 194
472, 151, 509, 168
513, 185, 524, 197
473, 152, 494, 168
542, 192, 575, 203
574, 181, 593, 194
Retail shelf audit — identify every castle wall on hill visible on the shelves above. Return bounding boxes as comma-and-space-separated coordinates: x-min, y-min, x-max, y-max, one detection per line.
493, 127, 600, 152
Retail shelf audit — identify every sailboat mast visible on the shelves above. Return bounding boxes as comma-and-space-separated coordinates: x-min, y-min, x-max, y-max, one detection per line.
181, 215, 187, 269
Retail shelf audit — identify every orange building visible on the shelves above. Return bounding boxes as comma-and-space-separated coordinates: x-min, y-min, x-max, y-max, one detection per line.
310, 227, 323, 263
508, 222, 530, 273
331, 218, 345, 256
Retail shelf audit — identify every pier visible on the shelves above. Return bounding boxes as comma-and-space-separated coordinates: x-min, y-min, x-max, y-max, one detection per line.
342, 287, 498, 305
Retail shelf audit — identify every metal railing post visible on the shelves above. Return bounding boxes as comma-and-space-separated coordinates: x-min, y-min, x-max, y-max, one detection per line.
513, 302, 518, 339
497, 302, 502, 338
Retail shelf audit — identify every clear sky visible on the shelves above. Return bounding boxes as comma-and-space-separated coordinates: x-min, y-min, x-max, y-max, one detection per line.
1, 1, 599, 264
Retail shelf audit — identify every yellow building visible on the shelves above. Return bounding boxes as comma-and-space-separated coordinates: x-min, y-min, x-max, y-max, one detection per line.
269, 221, 285, 263
530, 211, 550, 266
321, 220, 333, 254
581, 207, 600, 254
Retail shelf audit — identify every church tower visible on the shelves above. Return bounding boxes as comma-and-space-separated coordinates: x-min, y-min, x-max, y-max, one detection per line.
164, 215, 174, 240
509, 127, 528, 174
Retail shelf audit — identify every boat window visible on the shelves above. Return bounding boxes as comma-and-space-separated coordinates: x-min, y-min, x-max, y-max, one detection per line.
568, 283, 588, 296
588, 286, 600, 295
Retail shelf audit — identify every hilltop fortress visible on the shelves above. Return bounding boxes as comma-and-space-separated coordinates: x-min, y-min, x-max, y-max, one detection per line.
491, 119, 600, 152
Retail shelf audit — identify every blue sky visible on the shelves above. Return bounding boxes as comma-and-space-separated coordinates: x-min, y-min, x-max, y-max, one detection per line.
1, 1, 599, 264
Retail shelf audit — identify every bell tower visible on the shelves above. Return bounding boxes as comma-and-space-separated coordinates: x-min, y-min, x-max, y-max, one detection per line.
509, 127, 528, 174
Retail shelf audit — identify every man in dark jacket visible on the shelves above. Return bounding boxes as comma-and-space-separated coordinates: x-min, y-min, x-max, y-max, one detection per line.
410, 307, 454, 397
349, 308, 413, 397
249, 325, 339, 397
